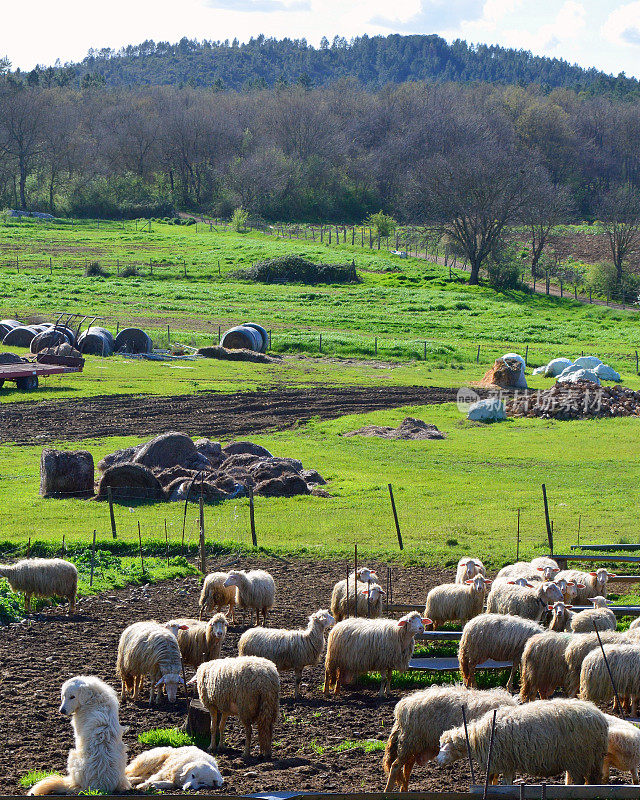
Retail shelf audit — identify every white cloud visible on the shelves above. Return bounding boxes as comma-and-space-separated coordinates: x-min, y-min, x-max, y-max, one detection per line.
371, 0, 485, 34
603, 1, 640, 47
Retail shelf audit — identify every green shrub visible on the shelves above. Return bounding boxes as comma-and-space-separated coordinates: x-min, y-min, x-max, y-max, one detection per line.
120, 265, 140, 278
486, 243, 523, 290
240, 255, 359, 284
231, 207, 249, 233
365, 210, 396, 238
84, 261, 108, 277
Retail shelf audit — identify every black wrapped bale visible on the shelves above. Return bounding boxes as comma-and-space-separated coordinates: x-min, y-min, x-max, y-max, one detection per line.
78, 327, 114, 356
3, 326, 39, 347
40, 448, 95, 498
114, 327, 152, 354
30, 329, 73, 353
220, 325, 263, 352
0, 352, 24, 365
243, 322, 269, 353
96, 463, 165, 501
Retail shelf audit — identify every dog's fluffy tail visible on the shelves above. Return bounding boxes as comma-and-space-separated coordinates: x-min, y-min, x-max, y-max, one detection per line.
28, 774, 72, 796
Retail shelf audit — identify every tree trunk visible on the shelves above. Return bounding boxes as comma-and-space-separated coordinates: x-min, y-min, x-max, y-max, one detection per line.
19, 158, 27, 210
468, 258, 481, 285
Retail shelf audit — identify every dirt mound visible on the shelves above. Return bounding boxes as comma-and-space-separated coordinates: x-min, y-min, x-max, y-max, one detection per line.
196, 346, 275, 364
343, 416, 446, 440
507, 381, 640, 420
96, 463, 165, 501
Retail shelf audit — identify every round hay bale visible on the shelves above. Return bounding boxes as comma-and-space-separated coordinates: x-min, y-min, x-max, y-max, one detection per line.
78, 327, 114, 356
220, 325, 263, 352
3, 325, 39, 347
0, 352, 24, 365
96, 463, 165, 501
133, 431, 210, 471
114, 327, 152, 354
97, 444, 144, 474
222, 441, 272, 458
167, 479, 227, 503
155, 466, 201, 488
194, 438, 225, 468
243, 322, 269, 353
254, 473, 309, 497
40, 448, 94, 498
0, 319, 21, 330
30, 329, 72, 353
222, 453, 261, 470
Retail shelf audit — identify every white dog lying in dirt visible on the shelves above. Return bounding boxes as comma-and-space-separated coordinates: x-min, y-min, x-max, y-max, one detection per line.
126, 745, 224, 790
29, 676, 130, 795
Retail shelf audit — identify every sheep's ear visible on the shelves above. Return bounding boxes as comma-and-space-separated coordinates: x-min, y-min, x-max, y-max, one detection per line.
360, 589, 369, 595
485, 580, 492, 585
397, 619, 407, 627
566, 605, 573, 609
507, 581, 515, 585
577, 583, 586, 588
608, 573, 616, 578
537, 567, 544, 571
465, 579, 474, 584
567, 581, 575, 586
589, 571, 598, 576
179, 624, 189, 630
422, 617, 432, 626
548, 605, 555, 610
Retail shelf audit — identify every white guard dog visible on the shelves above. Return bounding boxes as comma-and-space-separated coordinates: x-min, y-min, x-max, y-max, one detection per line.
126, 745, 224, 790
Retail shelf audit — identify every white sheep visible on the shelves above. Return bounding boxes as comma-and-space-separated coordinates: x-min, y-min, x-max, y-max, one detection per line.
330, 568, 381, 622
548, 601, 575, 632
116, 621, 184, 705
580, 642, 640, 715
530, 557, 560, 576
629, 617, 640, 631
0, 558, 77, 614
238, 609, 334, 697
437, 698, 608, 785
520, 630, 573, 701
604, 714, 640, 784
570, 599, 617, 633
555, 568, 612, 603
564, 630, 627, 697
455, 557, 486, 584
126, 746, 224, 790
554, 577, 579, 603
459, 613, 543, 691
323, 611, 426, 697
425, 575, 490, 629
199, 572, 238, 622
166, 614, 228, 668
188, 655, 280, 759
486, 580, 563, 622
223, 570, 275, 626
383, 685, 516, 791
495, 561, 557, 583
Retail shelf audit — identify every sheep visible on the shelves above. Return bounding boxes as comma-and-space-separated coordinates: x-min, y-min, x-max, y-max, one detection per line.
425, 575, 490, 630
238, 609, 334, 698
330, 568, 381, 622
486, 580, 563, 622
490, 576, 532, 592
555, 568, 612, 603
116, 621, 184, 706
554, 577, 579, 603
126, 746, 224, 790
28, 676, 130, 795
580, 643, 640, 714
166, 614, 228, 668
603, 714, 640, 784
455, 557, 485, 584
530, 557, 560, 576
495, 560, 558, 583
199, 572, 238, 622
570, 600, 617, 634
0, 558, 77, 615
519, 630, 574, 701
383, 685, 516, 791
223, 570, 275, 626
324, 611, 427, 697
548, 601, 575, 632
629, 617, 640, 631
437, 698, 608, 785
563, 630, 628, 697
188, 655, 280, 760
458, 613, 544, 691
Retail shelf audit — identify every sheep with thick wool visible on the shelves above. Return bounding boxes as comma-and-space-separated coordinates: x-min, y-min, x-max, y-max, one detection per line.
530, 557, 560, 576
486, 580, 563, 622
459, 613, 543, 691
570, 598, 617, 633
455, 557, 485, 584
166, 614, 228, 668
495, 561, 557, 583
437, 699, 608, 785
628, 617, 640, 631
199, 572, 238, 622
189, 655, 280, 759
604, 714, 640, 784
330, 567, 381, 622
555, 577, 579, 604
324, 611, 427, 696
238, 609, 334, 697
116, 621, 184, 705
555, 568, 612, 602
28, 676, 130, 796
580, 643, 640, 714
383, 685, 516, 791
520, 630, 573, 701
0, 558, 77, 614
563, 630, 627, 697
425, 575, 490, 629
126, 746, 224, 790
548, 601, 575, 632
223, 570, 275, 626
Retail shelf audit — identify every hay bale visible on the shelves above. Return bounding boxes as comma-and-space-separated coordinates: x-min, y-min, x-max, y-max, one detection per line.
0, 320, 20, 340
254, 473, 309, 497
30, 329, 73, 353
167, 479, 228, 503
479, 358, 524, 389
249, 458, 304, 483
96, 463, 165, 501
301, 468, 326, 486
195, 345, 275, 364
213, 474, 238, 494
97, 444, 144, 473
243, 322, 269, 353
38, 344, 82, 359
77, 327, 114, 356
222, 453, 261, 470
222, 441, 272, 458
133, 432, 210, 471
154, 466, 202, 488
221, 325, 264, 352
0, 352, 24, 365
39, 448, 95, 498
114, 327, 152, 354
194, 438, 225, 467
3, 326, 39, 347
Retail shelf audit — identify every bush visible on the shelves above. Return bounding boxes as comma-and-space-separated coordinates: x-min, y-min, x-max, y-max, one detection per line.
365, 210, 396, 238
231, 207, 249, 232
486, 243, 523, 290
239, 255, 359, 284
120, 265, 140, 278
84, 261, 109, 277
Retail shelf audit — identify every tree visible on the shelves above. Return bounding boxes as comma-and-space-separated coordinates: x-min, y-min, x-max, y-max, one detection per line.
598, 184, 640, 284
522, 176, 571, 278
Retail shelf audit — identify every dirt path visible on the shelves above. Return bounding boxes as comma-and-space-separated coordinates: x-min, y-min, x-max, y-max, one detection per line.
0, 385, 464, 444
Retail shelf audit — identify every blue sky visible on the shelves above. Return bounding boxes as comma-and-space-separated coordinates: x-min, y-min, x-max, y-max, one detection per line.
3, 0, 640, 77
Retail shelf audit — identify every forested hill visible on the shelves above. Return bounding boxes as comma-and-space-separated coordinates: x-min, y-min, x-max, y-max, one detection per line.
36, 34, 639, 95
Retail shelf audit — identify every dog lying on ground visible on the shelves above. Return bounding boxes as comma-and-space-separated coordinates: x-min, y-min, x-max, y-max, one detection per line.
125, 745, 224, 790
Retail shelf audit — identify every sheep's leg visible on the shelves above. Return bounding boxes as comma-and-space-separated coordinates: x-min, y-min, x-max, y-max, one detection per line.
401, 757, 416, 791
68, 593, 76, 615
333, 669, 342, 695
263, 607, 268, 627
218, 712, 229, 748
24, 593, 31, 614
632, 767, 638, 785
323, 668, 332, 696
258, 718, 274, 759
506, 664, 517, 693
380, 670, 392, 697
294, 670, 302, 699
384, 759, 403, 792
228, 600, 236, 624
120, 679, 128, 705
209, 711, 219, 753
242, 722, 252, 760
602, 756, 611, 784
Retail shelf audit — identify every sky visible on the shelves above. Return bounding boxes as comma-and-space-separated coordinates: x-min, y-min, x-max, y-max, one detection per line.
2, 0, 640, 78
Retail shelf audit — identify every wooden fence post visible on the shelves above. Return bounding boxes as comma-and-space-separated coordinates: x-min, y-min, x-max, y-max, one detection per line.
138, 521, 145, 574
249, 487, 257, 547
388, 484, 404, 550
89, 529, 97, 587
107, 487, 117, 539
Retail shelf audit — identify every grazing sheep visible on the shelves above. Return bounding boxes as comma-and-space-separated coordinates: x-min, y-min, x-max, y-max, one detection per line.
555, 568, 612, 603
330, 568, 381, 622
604, 714, 640, 784
224, 570, 275, 626
486, 580, 563, 622
580, 643, 640, 715
324, 611, 427, 697
238, 609, 334, 698
548, 601, 575, 632
495, 561, 557, 583
199, 572, 238, 622
564, 630, 628, 697
459, 613, 544, 691
425, 575, 490, 629
28, 676, 130, 795
570, 601, 617, 633
166, 614, 228, 668
520, 630, 573, 701
126, 746, 223, 790
116, 621, 184, 706
383, 685, 516, 791
188, 655, 280, 759
437, 699, 608, 785
0, 558, 77, 614
455, 557, 486, 584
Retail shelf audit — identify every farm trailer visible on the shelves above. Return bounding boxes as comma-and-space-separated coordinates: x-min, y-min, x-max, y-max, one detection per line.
0, 353, 84, 391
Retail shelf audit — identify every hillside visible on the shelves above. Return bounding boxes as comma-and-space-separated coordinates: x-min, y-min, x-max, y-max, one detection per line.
31, 34, 640, 95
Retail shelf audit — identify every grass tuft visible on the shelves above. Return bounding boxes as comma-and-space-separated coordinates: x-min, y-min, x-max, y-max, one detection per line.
335, 739, 386, 753
19, 770, 60, 789
138, 727, 209, 750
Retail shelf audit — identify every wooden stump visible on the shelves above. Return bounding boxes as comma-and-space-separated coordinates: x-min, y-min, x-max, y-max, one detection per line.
185, 699, 211, 739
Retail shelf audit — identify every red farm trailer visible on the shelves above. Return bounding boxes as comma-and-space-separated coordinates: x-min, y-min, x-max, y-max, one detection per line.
0, 353, 84, 391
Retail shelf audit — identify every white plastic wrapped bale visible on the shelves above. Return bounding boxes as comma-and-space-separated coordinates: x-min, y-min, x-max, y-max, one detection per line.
468, 398, 506, 422
501, 354, 527, 389
557, 368, 601, 385
574, 356, 602, 369
595, 364, 622, 382
544, 358, 572, 377
532, 365, 547, 375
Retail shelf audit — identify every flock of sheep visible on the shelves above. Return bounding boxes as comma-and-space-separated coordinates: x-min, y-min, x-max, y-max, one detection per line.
3, 553, 640, 794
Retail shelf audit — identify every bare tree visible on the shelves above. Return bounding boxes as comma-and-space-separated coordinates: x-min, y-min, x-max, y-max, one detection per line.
523, 175, 571, 277
598, 185, 640, 284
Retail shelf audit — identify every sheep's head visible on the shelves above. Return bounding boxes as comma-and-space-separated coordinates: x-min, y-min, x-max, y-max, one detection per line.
507, 578, 533, 588
537, 566, 559, 581
549, 600, 572, 616
590, 569, 612, 594
555, 578, 577, 602
458, 558, 480, 582
312, 609, 335, 629
397, 611, 427, 635
155, 672, 184, 703
540, 581, 564, 604
437, 729, 465, 766
360, 583, 385, 604
589, 596, 609, 608
180, 761, 224, 790
357, 567, 378, 583
165, 622, 189, 638
207, 613, 228, 639
223, 571, 242, 588
465, 575, 491, 593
